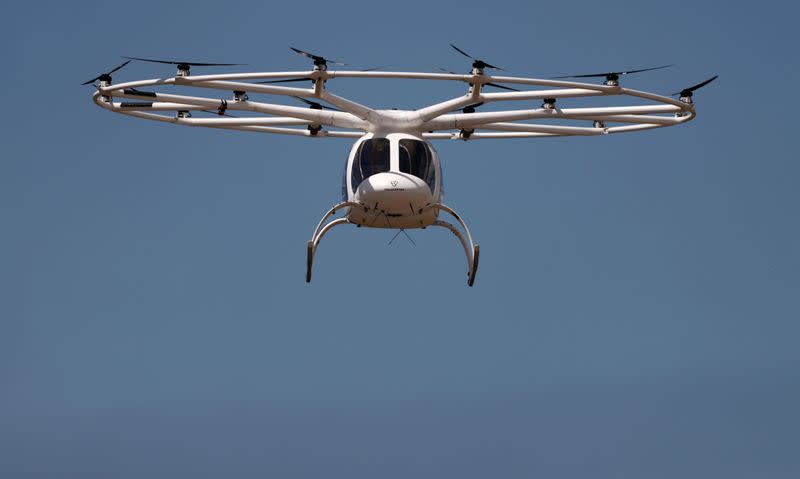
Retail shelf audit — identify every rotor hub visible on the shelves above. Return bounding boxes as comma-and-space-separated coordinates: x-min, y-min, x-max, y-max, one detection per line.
604, 74, 620, 86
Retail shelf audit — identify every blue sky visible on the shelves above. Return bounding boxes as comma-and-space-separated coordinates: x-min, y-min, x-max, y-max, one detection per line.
2, 1, 799, 478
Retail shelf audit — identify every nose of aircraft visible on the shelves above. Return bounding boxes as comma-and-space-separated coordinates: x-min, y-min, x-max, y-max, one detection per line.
355, 172, 433, 214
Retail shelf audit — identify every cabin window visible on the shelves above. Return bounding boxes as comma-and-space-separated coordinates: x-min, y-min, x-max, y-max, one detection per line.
351, 138, 391, 191
398, 139, 436, 192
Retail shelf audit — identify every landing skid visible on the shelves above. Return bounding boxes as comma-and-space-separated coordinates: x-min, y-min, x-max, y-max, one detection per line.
306, 202, 362, 283
430, 204, 480, 286
306, 202, 479, 286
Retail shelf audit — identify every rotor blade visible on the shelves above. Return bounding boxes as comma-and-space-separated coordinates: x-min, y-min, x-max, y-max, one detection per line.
81, 77, 101, 86
621, 64, 674, 75
122, 56, 245, 66
293, 96, 343, 112
107, 59, 131, 75
289, 47, 347, 66
289, 47, 318, 60
673, 75, 719, 96
553, 64, 673, 79
81, 59, 132, 85
439, 68, 515, 90
449, 45, 504, 71
450, 44, 476, 61
486, 82, 519, 91
200, 110, 239, 118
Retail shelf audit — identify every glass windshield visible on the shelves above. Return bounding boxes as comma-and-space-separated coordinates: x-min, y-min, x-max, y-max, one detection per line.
351, 138, 390, 191
398, 139, 436, 192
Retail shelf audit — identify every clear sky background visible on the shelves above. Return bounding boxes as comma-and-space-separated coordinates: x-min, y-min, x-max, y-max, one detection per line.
2, 1, 798, 478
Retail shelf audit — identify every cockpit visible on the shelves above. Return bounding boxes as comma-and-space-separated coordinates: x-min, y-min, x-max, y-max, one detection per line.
345, 134, 439, 199
398, 138, 436, 193
350, 138, 391, 193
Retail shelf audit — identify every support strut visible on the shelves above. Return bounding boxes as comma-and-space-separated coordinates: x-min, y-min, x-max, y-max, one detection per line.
429, 204, 480, 286
305, 201, 479, 286
306, 202, 365, 283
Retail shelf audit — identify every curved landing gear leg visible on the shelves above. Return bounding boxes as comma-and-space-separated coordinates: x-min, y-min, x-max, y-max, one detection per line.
306, 202, 365, 283
430, 204, 480, 286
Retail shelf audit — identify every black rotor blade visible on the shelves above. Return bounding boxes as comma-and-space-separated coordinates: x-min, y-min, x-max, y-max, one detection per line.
450, 44, 476, 61
122, 56, 245, 66
481, 61, 504, 70
200, 110, 239, 118
107, 60, 131, 75
621, 64, 674, 75
673, 75, 719, 96
440, 68, 517, 90
81, 59, 131, 85
289, 47, 320, 61
553, 64, 673, 79
289, 47, 347, 66
293, 96, 343, 112
449, 44, 504, 70
486, 82, 519, 91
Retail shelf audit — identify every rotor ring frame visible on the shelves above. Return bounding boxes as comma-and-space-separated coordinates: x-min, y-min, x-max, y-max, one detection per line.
92, 68, 696, 140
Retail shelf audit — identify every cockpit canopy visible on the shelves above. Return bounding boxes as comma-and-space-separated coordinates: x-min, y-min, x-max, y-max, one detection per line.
348, 136, 437, 194
398, 139, 436, 192
350, 138, 391, 191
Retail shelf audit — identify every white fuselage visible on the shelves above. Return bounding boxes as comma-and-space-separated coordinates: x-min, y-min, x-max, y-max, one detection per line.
343, 132, 442, 229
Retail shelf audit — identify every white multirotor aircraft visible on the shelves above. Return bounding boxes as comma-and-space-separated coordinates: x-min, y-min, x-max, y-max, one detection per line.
85, 46, 717, 286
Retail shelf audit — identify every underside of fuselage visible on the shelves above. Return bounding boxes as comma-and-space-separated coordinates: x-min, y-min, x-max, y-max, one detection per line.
347, 171, 437, 229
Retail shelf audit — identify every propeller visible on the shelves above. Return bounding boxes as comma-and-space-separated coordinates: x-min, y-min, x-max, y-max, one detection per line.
198, 110, 238, 117
195, 99, 239, 117
294, 97, 343, 112
122, 56, 245, 67
257, 67, 383, 85
289, 47, 347, 67
449, 44, 504, 71
552, 64, 673, 83
672, 75, 718, 98
257, 77, 314, 85
257, 49, 366, 84
199, 107, 238, 118
81, 60, 131, 85
439, 68, 519, 91
122, 56, 245, 76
